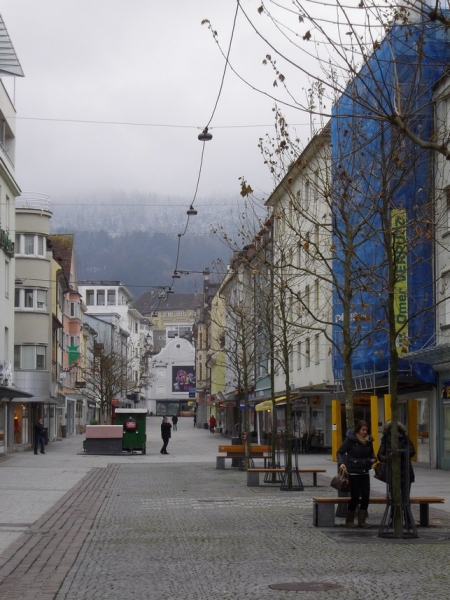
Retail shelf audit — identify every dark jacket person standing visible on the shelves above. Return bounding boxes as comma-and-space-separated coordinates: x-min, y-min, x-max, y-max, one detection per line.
34, 418, 45, 455
377, 420, 415, 497
337, 420, 376, 528
160, 417, 172, 454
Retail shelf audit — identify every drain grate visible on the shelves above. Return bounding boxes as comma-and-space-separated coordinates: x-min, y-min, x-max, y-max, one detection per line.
269, 582, 342, 592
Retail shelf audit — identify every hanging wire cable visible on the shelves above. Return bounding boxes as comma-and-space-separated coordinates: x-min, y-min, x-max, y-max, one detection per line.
205, 1, 239, 129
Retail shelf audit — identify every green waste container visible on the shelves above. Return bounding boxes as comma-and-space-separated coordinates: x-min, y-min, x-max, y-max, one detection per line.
114, 408, 147, 454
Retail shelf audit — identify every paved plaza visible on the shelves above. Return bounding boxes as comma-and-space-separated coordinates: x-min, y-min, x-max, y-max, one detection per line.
0, 418, 450, 599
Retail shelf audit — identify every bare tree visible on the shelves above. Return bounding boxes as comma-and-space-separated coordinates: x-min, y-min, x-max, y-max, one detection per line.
77, 336, 138, 423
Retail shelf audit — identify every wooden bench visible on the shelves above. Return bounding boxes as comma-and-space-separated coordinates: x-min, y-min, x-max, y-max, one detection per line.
313, 496, 445, 527
216, 445, 271, 469
247, 468, 326, 487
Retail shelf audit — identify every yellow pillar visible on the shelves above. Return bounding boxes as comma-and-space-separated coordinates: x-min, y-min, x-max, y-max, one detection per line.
407, 400, 418, 460
331, 399, 342, 462
370, 396, 379, 455
384, 394, 392, 422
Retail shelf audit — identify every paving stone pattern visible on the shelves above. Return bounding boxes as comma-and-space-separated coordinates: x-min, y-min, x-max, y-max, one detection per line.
1, 461, 450, 599
59, 466, 450, 600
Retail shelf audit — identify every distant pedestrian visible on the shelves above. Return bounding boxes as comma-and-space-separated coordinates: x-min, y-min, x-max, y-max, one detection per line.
209, 414, 216, 434
34, 418, 45, 455
160, 417, 172, 454
171, 415, 178, 431
193, 414, 197, 427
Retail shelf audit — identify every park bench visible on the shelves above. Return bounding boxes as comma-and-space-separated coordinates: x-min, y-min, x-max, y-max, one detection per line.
247, 468, 326, 487
313, 496, 445, 527
216, 444, 270, 469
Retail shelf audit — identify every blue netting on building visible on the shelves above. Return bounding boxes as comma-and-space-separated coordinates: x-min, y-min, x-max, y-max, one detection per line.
332, 17, 450, 385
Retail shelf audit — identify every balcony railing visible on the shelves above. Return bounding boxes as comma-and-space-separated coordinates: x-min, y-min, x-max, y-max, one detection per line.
16, 192, 51, 212
0, 139, 14, 169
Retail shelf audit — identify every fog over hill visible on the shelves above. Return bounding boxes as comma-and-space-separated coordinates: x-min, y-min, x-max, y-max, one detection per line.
49, 192, 266, 301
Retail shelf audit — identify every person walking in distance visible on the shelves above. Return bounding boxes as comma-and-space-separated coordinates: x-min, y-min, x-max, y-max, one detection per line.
34, 418, 45, 455
337, 420, 376, 528
171, 414, 178, 431
160, 417, 172, 454
209, 414, 217, 434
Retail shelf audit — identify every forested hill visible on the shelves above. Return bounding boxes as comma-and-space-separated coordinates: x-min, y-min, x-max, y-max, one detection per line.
48, 193, 263, 300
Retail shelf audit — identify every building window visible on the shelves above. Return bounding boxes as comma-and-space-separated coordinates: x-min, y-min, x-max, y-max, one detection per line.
14, 345, 46, 370
4, 260, 9, 298
315, 334, 320, 364
97, 290, 105, 306
15, 234, 46, 257
297, 341, 302, 370
86, 290, 94, 306
107, 290, 116, 305
5, 195, 10, 231
305, 338, 310, 367
14, 289, 47, 311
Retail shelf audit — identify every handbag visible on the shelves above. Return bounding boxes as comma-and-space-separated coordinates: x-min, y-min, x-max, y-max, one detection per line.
330, 469, 350, 493
374, 461, 387, 482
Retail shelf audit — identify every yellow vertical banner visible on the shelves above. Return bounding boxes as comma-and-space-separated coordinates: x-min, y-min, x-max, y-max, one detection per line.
407, 400, 418, 460
392, 209, 409, 354
331, 399, 342, 462
384, 394, 392, 422
370, 396, 379, 455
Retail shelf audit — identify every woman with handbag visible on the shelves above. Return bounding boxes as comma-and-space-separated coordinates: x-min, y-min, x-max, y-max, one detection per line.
337, 420, 377, 528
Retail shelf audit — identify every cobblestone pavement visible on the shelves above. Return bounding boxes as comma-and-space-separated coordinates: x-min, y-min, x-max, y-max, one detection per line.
0, 419, 449, 600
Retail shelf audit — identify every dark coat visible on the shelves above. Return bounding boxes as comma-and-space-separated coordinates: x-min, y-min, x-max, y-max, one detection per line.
171, 416, 178, 424
161, 421, 172, 440
337, 429, 376, 475
377, 422, 415, 483
34, 421, 45, 436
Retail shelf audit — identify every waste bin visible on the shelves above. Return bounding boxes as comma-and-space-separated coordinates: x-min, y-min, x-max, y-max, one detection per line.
61, 425, 67, 438
114, 408, 147, 454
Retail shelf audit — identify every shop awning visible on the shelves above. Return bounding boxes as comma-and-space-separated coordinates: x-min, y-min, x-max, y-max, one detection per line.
10, 396, 57, 405
255, 396, 286, 412
0, 384, 33, 401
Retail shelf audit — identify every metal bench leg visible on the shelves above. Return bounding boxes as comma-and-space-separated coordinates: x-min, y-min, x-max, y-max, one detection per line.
313, 473, 317, 487
419, 503, 429, 527
247, 471, 260, 487
216, 457, 225, 470
314, 502, 335, 527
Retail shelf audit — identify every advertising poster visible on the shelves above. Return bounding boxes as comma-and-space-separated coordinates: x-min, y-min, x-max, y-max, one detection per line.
172, 366, 195, 393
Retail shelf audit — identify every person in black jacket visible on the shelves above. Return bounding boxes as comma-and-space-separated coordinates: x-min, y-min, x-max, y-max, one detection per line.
34, 418, 45, 455
160, 417, 172, 454
337, 420, 376, 528
377, 420, 415, 498
171, 414, 178, 431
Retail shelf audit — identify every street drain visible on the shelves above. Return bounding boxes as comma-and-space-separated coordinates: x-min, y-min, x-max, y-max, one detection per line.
269, 582, 342, 592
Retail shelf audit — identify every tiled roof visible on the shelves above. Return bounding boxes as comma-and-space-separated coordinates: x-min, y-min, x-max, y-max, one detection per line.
134, 291, 201, 314
48, 234, 74, 284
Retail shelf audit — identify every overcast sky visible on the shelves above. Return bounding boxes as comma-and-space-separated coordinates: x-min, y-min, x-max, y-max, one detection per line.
0, 1, 313, 209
